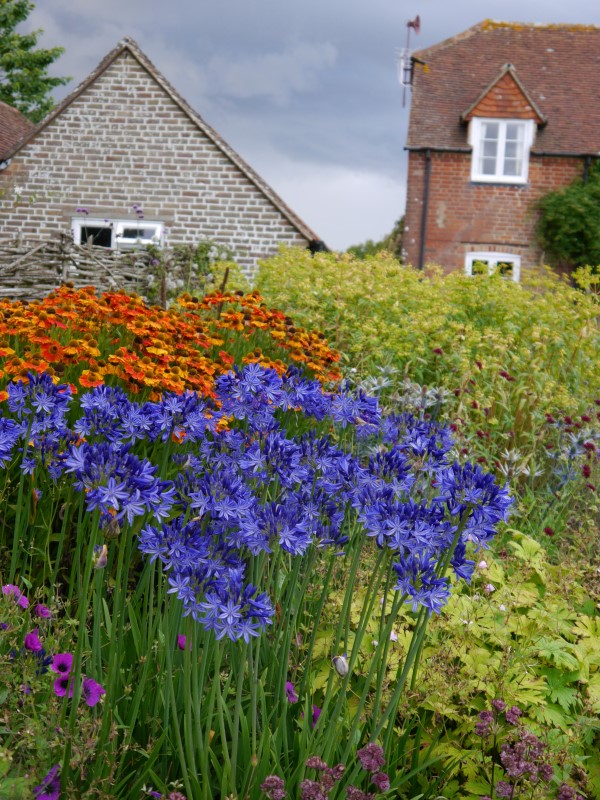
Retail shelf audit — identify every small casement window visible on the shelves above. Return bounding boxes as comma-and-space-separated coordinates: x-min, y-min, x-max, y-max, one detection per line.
469, 118, 535, 184
465, 252, 521, 282
72, 218, 163, 250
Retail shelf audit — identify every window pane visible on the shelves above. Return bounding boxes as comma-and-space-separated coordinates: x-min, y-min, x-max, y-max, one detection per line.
481, 157, 497, 175
121, 227, 154, 240
483, 140, 498, 157
472, 259, 489, 275
505, 123, 523, 141
503, 159, 522, 176
483, 122, 499, 139
79, 226, 112, 248
497, 261, 514, 278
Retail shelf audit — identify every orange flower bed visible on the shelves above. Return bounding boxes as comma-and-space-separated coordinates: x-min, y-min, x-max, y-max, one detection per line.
0, 286, 341, 399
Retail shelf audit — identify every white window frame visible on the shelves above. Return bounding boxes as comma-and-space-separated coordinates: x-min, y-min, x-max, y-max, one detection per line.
468, 118, 535, 184
72, 218, 164, 250
465, 251, 521, 282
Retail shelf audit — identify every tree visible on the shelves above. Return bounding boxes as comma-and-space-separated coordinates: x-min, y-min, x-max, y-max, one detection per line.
0, 0, 70, 122
347, 216, 404, 260
536, 161, 600, 269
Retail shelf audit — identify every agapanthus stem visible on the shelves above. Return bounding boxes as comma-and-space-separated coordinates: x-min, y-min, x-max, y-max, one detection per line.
8, 417, 33, 582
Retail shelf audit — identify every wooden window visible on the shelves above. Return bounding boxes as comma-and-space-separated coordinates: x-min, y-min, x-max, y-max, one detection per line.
465, 251, 521, 282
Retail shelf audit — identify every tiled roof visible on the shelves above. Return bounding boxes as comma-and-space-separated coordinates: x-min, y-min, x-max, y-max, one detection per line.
461, 64, 545, 124
0, 101, 33, 159
3, 38, 319, 242
407, 20, 600, 154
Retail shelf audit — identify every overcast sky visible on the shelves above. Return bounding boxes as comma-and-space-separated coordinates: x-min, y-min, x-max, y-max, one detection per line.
23, 1, 600, 250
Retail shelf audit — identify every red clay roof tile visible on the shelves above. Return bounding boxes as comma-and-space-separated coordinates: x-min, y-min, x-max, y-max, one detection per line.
407, 20, 600, 154
0, 101, 33, 159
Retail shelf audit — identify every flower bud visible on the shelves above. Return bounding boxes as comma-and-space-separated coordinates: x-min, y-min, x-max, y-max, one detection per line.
93, 544, 108, 570
332, 654, 349, 677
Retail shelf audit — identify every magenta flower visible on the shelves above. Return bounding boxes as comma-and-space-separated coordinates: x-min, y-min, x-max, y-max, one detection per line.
35, 603, 52, 619
33, 763, 61, 800
24, 628, 42, 652
2, 583, 29, 608
177, 634, 191, 651
82, 676, 105, 707
51, 653, 73, 675
54, 674, 75, 698
285, 681, 298, 703
311, 705, 321, 728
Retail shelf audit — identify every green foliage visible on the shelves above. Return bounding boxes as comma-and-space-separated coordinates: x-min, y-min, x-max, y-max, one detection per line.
143, 239, 249, 305
256, 248, 599, 543
537, 160, 600, 269
408, 533, 600, 798
347, 216, 404, 260
0, 0, 70, 122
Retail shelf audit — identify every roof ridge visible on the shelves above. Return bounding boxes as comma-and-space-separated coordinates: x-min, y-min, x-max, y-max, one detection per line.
1, 37, 319, 242
412, 18, 600, 60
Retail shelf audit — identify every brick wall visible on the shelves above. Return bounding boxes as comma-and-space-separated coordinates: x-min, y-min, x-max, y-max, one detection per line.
402, 149, 583, 273
0, 52, 309, 282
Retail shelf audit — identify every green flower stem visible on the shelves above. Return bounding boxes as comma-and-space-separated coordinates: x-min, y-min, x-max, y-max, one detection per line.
230, 639, 248, 787
164, 605, 194, 800
61, 510, 100, 791
8, 418, 33, 582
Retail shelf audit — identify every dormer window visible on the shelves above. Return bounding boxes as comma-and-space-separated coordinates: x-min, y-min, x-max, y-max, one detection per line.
469, 118, 535, 184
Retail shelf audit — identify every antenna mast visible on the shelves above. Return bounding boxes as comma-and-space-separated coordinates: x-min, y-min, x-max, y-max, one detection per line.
397, 15, 420, 107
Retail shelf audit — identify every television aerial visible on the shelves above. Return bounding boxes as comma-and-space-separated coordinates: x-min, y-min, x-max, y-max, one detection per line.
397, 15, 420, 107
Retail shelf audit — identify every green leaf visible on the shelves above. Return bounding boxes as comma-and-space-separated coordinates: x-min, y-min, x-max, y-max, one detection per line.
534, 637, 580, 670
464, 779, 493, 795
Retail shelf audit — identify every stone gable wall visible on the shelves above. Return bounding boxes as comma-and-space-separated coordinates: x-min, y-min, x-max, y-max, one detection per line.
402, 150, 583, 273
0, 53, 309, 281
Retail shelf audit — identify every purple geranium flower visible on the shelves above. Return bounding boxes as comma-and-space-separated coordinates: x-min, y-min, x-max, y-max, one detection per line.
285, 681, 298, 703
51, 653, 73, 675
311, 705, 321, 728
35, 603, 52, 619
2, 584, 29, 608
24, 628, 42, 652
82, 676, 105, 707
33, 763, 61, 800
54, 674, 75, 698
177, 634, 191, 651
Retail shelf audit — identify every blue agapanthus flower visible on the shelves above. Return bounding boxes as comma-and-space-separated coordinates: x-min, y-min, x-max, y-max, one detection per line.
0, 364, 512, 642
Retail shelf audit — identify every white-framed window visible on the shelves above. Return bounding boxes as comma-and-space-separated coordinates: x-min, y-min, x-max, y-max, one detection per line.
469, 118, 535, 184
465, 251, 521, 282
72, 218, 164, 250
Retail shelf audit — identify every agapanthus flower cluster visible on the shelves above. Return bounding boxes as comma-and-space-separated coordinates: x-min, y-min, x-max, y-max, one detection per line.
136, 364, 511, 639
0, 365, 511, 641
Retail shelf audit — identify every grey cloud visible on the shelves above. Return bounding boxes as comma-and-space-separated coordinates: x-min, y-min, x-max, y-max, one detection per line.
202, 42, 337, 104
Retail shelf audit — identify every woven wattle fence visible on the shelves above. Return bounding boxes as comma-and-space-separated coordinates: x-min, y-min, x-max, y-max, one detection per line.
0, 235, 154, 301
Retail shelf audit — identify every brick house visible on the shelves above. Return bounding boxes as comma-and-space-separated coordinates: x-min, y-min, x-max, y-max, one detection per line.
402, 20, 600, 279
0, 38, 319, 279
